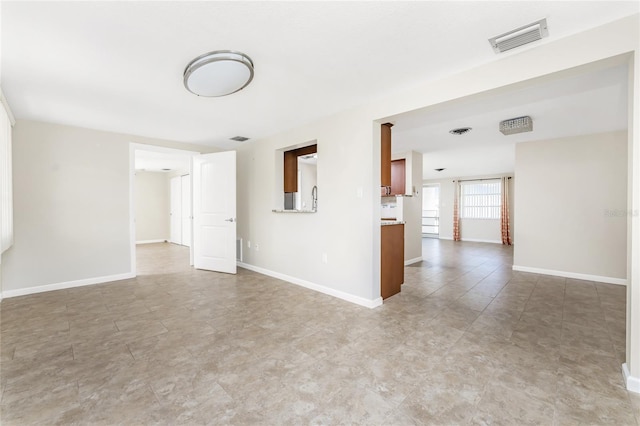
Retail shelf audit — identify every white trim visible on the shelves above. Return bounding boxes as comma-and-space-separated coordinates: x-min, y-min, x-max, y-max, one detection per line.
0, 88, 16, 126
622, 363, 640, 394
129, 145, 137, 276
1, 272, 136, 299
237, 262, 383, 309
405, 257, 423, 266
437, 237, 511, 245
461, 238, 502, 244
136, 239, 167, 245
512, 265, 627, 286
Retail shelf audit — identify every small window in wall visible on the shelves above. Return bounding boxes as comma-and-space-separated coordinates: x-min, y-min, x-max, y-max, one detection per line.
283, 144, 317, 211
460, 180, 501, 219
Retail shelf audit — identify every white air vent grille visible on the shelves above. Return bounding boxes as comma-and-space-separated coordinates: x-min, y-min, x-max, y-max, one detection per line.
490, 19, 548, 53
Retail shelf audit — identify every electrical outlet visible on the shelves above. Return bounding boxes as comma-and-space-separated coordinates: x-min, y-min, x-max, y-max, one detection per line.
322, 253, 328, 264
247, 240, 251, 249
255, 243, 260, 251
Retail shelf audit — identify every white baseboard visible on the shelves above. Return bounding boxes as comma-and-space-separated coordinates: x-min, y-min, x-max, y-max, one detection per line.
436, 237, 508, 245
512, 265, 626, 286
1, 272, 136, 299
136, 239, 167, 244
623, 363, 640, 393
405, 257, 423, 266
237, 262, 382, 309
461, 238, 503, 244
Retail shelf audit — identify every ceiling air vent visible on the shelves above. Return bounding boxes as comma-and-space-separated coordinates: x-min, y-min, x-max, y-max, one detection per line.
500, 116, 533, 135
230, 136, 249, 142
449, 127, 472, 136
489, 18, 548, 54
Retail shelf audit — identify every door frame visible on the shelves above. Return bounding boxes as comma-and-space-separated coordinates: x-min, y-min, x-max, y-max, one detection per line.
129, 143, 200, 276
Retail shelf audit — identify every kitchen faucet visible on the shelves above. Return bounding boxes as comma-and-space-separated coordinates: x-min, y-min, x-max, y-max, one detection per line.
312, 186, 318, 211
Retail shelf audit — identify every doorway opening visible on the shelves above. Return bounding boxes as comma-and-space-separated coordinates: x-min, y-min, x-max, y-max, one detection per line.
129, 143, 200, 276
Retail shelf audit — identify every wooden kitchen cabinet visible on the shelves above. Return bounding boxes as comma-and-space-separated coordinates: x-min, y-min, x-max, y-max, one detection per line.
390, 159, 406, 195
381, 223, 404, 299
381, 123, 392, 189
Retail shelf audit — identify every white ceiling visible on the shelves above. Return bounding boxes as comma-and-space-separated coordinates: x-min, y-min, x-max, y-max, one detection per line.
2, 1, 638, 155
391, 62, 629, 180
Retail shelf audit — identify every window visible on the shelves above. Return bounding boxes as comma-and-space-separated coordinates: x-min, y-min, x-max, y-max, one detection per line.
422, 184, 440, 236
460, 180, 501, 219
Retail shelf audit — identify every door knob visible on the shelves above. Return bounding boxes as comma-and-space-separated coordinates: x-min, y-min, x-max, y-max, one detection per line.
224, 218, 235, 222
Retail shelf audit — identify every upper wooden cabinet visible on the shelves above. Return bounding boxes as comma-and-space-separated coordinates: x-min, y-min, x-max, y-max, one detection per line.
390, 159, 406, 195
381, 123, 392, 188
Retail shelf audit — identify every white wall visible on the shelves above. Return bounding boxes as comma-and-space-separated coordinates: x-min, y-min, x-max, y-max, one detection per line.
514, 131, 628, 281
135, 171, 169, 243
1, 120, 209, 294
425, 175, 515, 243
236, 107, 379, 305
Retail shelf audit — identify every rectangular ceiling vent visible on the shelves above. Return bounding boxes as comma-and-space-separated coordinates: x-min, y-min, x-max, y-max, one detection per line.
500, 116, 533, 135
230, 136, 249, 142
489, 18, 548, 54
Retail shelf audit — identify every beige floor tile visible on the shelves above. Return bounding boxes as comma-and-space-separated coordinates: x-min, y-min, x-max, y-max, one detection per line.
0, 240, 636, 425
472, 381, 555, 425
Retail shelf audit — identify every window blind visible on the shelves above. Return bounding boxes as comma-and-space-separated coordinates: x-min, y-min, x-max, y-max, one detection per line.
460, 180, 501, 219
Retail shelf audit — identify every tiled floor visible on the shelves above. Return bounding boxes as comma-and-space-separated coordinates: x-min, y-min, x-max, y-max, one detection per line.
1, 240, 639, 425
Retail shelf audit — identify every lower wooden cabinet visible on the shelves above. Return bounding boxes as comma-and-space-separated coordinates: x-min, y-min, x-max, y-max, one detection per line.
381, 224, 404, 299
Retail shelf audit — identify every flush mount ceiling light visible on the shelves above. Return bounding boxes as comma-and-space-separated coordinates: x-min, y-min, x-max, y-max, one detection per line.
230, 136, 250, 142
449, 127, 472, 136
489, 18, 549, 54
500, 116, 533, 135
183, 50, 254, 97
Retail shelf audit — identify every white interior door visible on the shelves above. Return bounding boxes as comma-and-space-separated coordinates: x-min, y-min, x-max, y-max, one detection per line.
169, 176, 182, 244
181, 174, 191, 247
192, 151, 236, 274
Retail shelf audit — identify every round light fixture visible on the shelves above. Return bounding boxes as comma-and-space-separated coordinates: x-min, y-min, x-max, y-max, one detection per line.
183, 50, 254, 97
